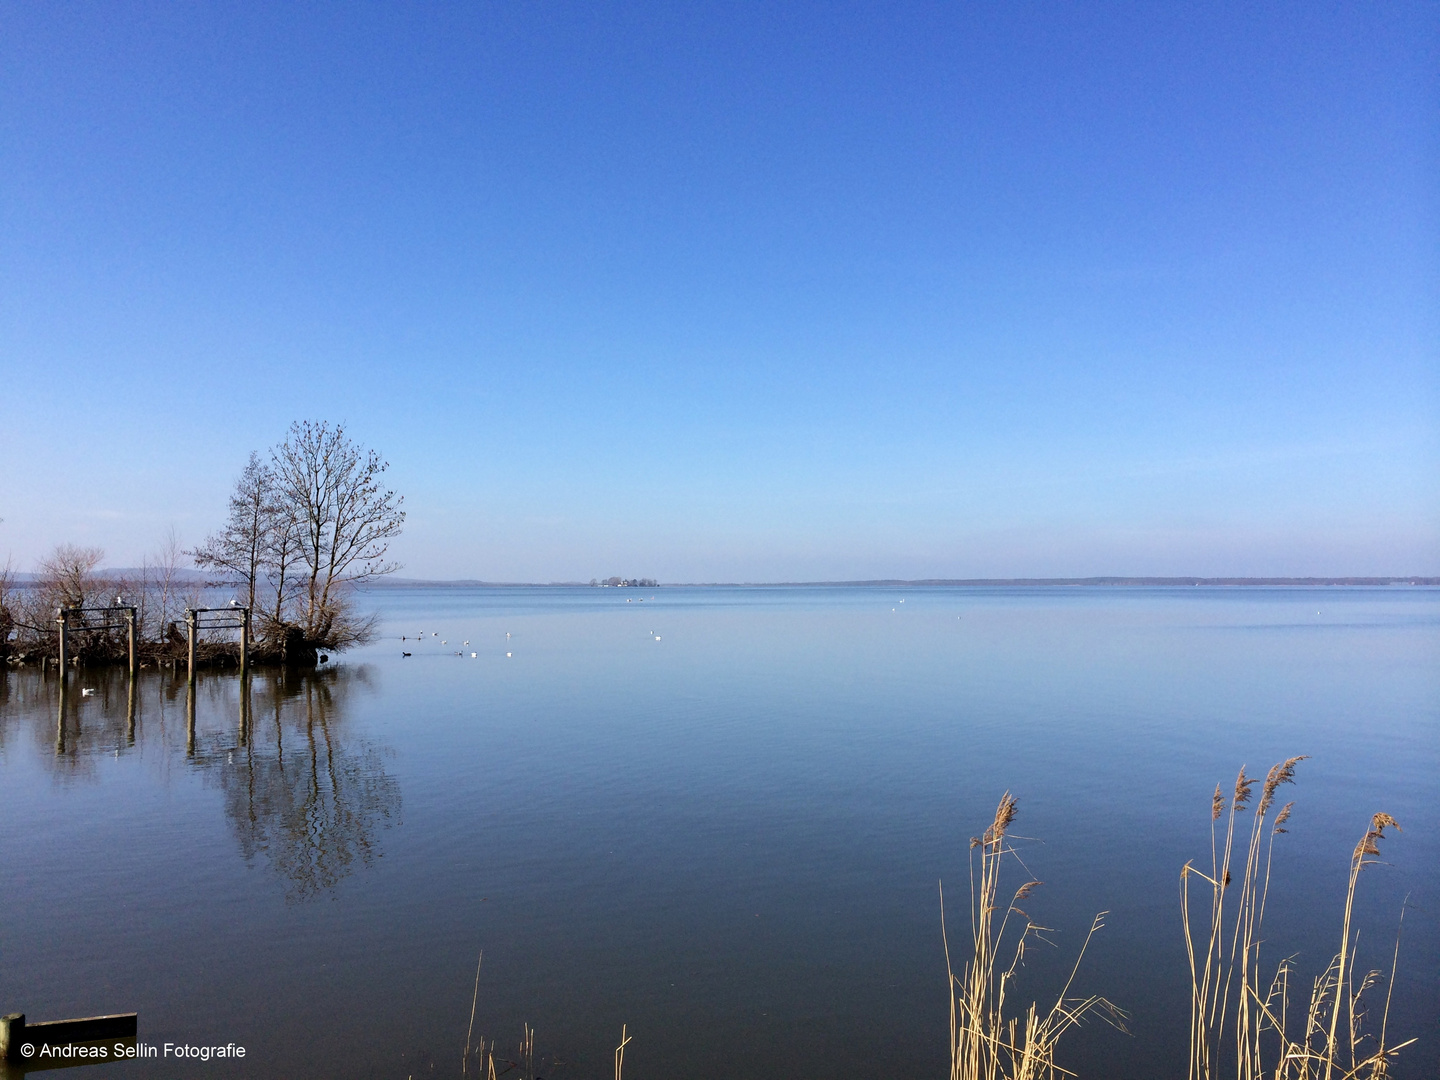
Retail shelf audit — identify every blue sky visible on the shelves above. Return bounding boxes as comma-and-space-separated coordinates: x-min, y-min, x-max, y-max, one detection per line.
1, 2, 1435, 581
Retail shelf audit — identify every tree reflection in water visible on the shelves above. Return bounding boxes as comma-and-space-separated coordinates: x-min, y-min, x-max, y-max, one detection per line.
205, 668, 401, 901
0, 665, 400, 901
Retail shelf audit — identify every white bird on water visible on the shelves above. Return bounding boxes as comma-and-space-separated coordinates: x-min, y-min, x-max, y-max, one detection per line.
81, 688, 95, 697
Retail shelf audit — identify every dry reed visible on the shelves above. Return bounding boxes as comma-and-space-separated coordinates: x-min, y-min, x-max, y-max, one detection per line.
1181, 757, 1414, 1080
449, 760, 1416, 1080
943, 792, 1125, 1080
459, 951, 631, 1080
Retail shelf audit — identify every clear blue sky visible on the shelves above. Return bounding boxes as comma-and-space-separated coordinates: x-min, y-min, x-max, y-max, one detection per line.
1, 2, 1435, 581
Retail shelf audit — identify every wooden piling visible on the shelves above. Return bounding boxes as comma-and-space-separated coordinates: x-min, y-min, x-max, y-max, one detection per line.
126, 607, 137, 677
0, 1014, 21, 1060
240, 607, 250, 673
56, 609, 68, 677
186, 610, 197, 682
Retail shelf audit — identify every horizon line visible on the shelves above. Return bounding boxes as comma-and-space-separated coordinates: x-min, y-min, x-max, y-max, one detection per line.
9, 570, 1436, 589
363, 575, 1439, 588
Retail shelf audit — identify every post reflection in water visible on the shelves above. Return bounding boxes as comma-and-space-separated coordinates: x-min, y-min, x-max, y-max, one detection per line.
3, 665, 401, 901
204, 667, 402, 901
186, 677, 197, 756
54, 679, 66, 755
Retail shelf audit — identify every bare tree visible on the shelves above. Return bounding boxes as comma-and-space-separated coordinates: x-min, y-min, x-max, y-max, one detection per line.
143, 528, 186, 643
38, 543, 105, 610
270, 421, 404, 647
193, 452, 274, 613
262, 489, 304, 633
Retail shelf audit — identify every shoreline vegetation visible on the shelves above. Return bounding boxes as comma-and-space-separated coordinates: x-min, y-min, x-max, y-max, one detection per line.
1, 421, 404, 671
452, 759, 1414, 1080
944, 758, 1413, 1079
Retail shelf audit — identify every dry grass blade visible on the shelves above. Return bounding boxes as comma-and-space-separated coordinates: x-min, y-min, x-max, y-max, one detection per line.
615, 1024, 632, 1080
463, 951, 483, 1077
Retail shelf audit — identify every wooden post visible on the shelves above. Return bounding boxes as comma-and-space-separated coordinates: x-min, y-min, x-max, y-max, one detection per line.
240, 607, 250, 673
56, 608, 68, 677
1, 1013, 24, 1060
186, 609, 197, 682
126, 607, 137, 677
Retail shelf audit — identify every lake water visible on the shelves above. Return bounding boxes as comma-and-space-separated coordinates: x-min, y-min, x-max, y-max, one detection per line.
2, 586, 1437, 1079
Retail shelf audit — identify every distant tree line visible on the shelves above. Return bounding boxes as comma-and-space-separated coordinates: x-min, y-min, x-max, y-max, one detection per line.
591, 577, 658, 588
0, 421, 404, 667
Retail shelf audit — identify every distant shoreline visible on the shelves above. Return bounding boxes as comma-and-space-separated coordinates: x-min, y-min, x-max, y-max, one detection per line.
8, 572, 1433, 590
359, 576, 1439, 588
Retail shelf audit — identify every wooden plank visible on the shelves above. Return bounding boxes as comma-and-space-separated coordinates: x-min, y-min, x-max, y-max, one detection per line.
2, 1014, 137, 1059
2, 1038, 137, 1074
22, 1014, 137, 1045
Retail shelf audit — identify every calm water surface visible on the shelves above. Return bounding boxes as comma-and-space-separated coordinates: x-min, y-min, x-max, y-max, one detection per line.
1, 587, 1437, 1079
